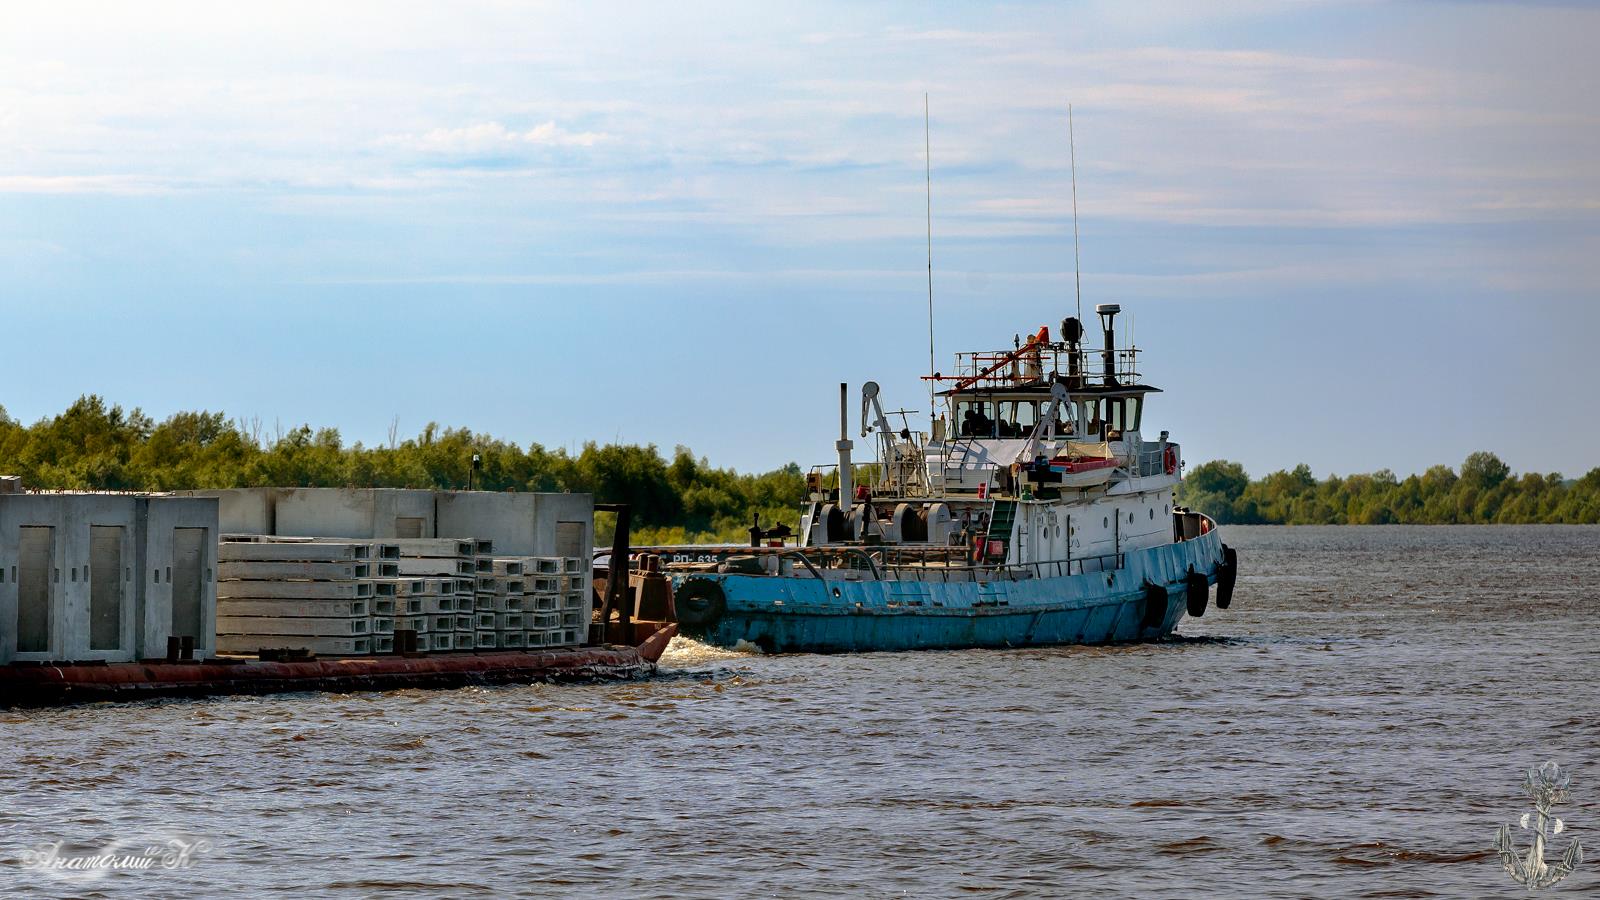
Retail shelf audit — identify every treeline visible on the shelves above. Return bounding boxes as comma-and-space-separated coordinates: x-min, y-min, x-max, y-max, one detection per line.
0, 396, 805, 543
1177, 452, 1600, 525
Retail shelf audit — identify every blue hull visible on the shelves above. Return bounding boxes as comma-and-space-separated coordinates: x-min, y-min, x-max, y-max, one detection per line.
674, 531, 1225, 653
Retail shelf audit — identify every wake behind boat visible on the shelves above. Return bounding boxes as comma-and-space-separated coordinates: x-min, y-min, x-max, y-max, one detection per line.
652, 304, 1239, 653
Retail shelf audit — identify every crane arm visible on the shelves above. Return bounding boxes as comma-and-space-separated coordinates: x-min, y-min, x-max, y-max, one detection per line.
1017, 382, 1070, 465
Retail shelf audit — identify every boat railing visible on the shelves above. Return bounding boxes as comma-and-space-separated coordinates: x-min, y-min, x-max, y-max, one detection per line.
760, 545, 1124, 584
1133, 442, 1177, 477
942, 347, 1142, 389
870, 546, 1125, 582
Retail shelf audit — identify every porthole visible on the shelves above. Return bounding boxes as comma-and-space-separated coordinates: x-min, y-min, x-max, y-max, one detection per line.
1128, 512, 1135, 523
1149, 508, 1155, 520
1164, 504, 1170, 514
1102, 516, 1108, 528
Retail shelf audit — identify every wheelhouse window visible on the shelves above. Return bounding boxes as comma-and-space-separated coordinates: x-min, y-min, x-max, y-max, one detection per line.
955, 398, 997, 437
997, 400, 1037, 437
1096, 396, 1142, 436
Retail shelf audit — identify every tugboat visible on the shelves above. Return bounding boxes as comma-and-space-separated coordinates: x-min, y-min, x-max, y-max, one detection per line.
665, 303, 1237, 652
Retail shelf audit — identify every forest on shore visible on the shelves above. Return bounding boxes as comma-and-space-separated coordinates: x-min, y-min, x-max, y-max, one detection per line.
0, 397, 804, 543
1177, 455, 1600, 525
2, 398, 1597, 539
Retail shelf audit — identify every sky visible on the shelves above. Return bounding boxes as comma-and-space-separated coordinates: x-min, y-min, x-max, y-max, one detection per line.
1, 0, 1597, 480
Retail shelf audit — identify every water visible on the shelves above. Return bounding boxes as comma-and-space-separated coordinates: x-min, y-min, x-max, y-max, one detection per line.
2, 525, 1596, 897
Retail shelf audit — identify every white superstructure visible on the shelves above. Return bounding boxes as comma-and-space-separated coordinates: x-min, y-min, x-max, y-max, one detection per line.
799, 304, 1193, 573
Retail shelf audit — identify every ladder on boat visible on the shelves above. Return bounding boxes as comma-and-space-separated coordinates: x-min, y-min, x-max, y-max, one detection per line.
932, 438, 975, 495
987, 499, 1019, 562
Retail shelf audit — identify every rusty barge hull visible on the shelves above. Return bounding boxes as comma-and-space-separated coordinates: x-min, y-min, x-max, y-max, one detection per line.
0, 625, 677, 707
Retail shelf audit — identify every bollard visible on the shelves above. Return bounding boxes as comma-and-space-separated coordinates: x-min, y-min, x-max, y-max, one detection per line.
179, 636, 195, 660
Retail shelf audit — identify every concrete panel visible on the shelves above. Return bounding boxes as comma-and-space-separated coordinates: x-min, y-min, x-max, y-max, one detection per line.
217, 581, 372, 600
217, 598, 368, 618
180, 489, 274, 535
219, 560, 367, 581
217, 634, 370, 656
143, 498, 220, 660
435, 492, 537, 555
216, 616, 369, 637
17, 525, 53, 655
274, 488, 436, 539
89, 525, 125, 651
218, 542, 364, 562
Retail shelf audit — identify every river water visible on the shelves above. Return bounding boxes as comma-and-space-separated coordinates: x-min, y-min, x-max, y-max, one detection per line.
1, 525, 1596, 897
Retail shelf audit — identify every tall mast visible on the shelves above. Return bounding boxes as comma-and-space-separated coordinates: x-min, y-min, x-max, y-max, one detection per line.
925, 93, 937, 432
1069, 103, 1082, 325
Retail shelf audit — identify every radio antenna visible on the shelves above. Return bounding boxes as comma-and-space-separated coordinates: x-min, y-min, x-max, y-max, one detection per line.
924, 93, 937, 432
1069, 103, 1082, 324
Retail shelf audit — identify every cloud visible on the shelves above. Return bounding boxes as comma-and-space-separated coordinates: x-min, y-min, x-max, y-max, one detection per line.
382, 121, 610, 156
0, 175, 176, 195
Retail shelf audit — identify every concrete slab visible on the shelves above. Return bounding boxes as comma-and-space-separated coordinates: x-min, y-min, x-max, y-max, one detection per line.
218, 581, 373, 600
216, 598, 368, 618
219, 560, 368, 581
216, 616, 368, 636
217, 634, 371, 656
218, 542, 361, 562
394, 558, 474, 576
394, 616, 429, 634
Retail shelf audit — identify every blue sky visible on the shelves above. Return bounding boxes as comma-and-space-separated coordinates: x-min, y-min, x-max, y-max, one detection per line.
2, 1, 1597, 479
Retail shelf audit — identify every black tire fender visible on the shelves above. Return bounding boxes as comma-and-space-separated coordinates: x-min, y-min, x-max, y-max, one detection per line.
1216, 545, 1238, 610
1140, 580, 1168, 631
1185, 569, 1209, 618
674, 578, 727, 626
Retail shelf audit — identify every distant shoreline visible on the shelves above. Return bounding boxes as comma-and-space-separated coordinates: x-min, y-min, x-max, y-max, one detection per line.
1178, 455, 1599, 526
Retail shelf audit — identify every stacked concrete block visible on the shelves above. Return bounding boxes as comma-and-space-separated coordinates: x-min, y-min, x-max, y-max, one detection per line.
215, 539, 377, 656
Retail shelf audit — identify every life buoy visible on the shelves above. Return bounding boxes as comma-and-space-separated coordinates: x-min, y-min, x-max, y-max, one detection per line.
674, 578, 726, 626
971, 534, 986, 565
1185, 569, 1209, 617
1164, 445, 1178, 475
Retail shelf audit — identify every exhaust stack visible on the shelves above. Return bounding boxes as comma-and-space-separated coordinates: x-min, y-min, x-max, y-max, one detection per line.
836, 382, 854, 508
1096, 303, 1121, 385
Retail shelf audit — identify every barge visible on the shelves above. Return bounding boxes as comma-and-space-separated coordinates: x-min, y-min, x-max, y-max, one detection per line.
0, 625, 676, 706
0, 487, 680, 706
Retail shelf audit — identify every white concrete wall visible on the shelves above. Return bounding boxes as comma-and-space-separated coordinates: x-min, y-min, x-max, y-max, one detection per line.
0, 494, 219, 663
143, 497, 220, 660
181, 488, 275, 534
273, 488, 437, 538
434, 491, 593, 558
